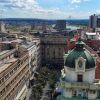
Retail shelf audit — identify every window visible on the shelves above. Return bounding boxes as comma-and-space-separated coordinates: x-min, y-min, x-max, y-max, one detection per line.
53, 50, 55, 59
10, 70, 13, 75
14, 67, 17, 71
1, 78, 4, 83
5, 74, 9, 80
0, 91, 3, 96
78, 60, 83, 68
0, 88, 5, 96
90, 90, 96, 94
0, 80, 1, 84
77, 74, 83, 82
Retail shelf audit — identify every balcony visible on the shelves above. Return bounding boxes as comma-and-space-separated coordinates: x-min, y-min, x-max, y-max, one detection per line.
60, 79, 98, 89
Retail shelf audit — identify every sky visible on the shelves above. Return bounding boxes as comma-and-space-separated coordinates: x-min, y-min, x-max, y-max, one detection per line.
0, 0, 100, 19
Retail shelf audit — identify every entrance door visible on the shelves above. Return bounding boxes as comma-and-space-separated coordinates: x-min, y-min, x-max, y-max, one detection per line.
77, 74, 83, 82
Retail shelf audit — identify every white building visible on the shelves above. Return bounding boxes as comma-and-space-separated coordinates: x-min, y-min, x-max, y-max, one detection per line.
60, 39, 100, 100
82, 32, 100, 40
0, 21, 6, 33
21, 38, 41, 76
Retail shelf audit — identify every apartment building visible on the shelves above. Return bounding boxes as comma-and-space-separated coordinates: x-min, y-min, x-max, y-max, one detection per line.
21, 40, 41, 76
0, 48, 30, 100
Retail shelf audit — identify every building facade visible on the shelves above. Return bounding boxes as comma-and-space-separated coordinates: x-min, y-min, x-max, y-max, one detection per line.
0, 48, 30, 100
89, 14, 100, 31
21, 38, 41, 77
40, 35, 67, 67
61, 39, 100, 99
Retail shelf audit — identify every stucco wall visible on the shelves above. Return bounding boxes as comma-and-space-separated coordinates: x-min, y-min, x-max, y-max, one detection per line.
64, 66, 95, 83
63, 89, 72, 98
88, 90, 97, 99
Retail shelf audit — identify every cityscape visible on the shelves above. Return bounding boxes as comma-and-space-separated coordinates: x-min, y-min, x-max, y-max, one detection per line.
0, 0, 100, 100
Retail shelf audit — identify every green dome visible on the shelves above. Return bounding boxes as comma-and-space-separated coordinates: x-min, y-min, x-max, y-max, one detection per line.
64, 39, 95, 69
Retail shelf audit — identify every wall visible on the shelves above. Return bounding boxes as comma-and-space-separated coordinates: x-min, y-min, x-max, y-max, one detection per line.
88, 90, 97, 99
63, 89, 72, 98
65, 67, 95, 83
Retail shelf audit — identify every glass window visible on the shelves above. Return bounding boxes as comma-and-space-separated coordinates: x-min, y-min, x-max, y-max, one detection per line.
77, 74, 83, 82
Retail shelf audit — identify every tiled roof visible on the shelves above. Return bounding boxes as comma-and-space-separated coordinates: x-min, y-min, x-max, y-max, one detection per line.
95, 57, 100, 79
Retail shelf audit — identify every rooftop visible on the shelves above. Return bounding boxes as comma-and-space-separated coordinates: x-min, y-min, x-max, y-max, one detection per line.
0, 50, 10, 56
21, 42, 36, 49
86, 32, 97, 36
0, 49, 17, 60
0, 57, 17, 73
95, 57, 100, 79
0, 39, 23, 44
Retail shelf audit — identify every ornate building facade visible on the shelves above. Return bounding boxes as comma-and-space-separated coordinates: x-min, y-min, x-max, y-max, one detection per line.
61, 39, 100, 99
40, 34, 67, 67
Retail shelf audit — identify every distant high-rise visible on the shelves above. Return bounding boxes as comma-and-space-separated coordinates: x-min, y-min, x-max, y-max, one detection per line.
89, 14, 100, 31
55, 20, 66, 32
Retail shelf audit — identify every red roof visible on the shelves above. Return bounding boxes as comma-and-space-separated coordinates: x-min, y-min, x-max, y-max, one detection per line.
95, 57, 100, 79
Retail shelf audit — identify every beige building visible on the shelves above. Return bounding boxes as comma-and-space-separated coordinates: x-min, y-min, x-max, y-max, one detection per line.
20, 38, 41, 78
0, 47, 30, 100
40, 34, 67, 67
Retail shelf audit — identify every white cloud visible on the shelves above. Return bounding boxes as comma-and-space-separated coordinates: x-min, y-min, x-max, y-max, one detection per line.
96, 10, 100, 14
71, 0, 81, 4
0, 0, 92, 19
69, 0, 90, 4
0, 0, 38, 9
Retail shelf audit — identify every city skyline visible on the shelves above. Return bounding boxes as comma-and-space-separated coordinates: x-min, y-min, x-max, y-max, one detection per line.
0, 0, 100, 19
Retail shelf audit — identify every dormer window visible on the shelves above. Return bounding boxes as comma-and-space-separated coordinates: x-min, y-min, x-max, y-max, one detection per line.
75, 57, 86, 72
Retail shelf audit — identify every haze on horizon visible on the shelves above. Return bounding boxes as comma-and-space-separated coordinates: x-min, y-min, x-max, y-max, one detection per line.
0, 0, 100, 19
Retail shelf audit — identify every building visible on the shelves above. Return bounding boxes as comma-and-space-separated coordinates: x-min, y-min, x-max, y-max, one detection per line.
55, 20, 66, 32
0, 22, 6, 33
96, 51, 100, 80
89, 14, 100, 31
81, 32, 100, 51
0, 48, 30, 100
60, 39, 100, 100
82, 32, 100, 40
21, 38, 41, 77
40, 34, 67, 67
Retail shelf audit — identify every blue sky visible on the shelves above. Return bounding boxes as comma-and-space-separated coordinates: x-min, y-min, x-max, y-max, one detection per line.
0, 0, 100, 19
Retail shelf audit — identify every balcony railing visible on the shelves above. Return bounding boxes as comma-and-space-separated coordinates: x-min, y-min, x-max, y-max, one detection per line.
61, 79, 98, 89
